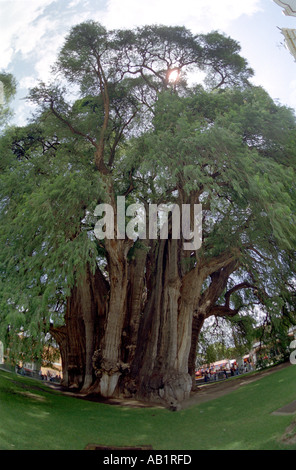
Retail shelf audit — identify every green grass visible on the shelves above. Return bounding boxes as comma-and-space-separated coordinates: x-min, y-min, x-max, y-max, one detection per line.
1, 365, 296, 450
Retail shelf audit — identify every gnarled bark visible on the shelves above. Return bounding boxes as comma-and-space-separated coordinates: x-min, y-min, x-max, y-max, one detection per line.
94, 239, 132, 397
50, 263, 108, 390
128, 239, 193, 406
51, 242, 241, 407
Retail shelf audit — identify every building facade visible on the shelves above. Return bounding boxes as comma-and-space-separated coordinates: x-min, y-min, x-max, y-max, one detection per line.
274, 0, 296, 17
274, 0, 296, 60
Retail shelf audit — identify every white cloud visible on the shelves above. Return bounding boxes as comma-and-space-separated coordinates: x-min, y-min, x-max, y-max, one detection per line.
19, 75, 38, 90
0, 0, 55, 68
0, 0, 95, 86
1, 46, 14, 70
101, 0, 262, 32
0, 0, 262, 83
287, 78, 296, 109
2, 0, 292, 127
13, 99, 37, 126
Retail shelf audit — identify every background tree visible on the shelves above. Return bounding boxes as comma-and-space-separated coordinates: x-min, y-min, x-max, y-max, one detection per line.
196, 314, 256, 368
0, 22, 296, 406
0, 72, 17, 129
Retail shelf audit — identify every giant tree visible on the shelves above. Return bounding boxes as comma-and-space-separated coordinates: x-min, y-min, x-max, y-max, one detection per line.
0, 22, 295, 406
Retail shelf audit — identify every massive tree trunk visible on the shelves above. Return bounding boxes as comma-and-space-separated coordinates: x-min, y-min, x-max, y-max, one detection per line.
50, 263, 108, 390
127, 239, 200, 406
120, 245, 147, 374
51, 240, 240, 406
92, 239, 132, 397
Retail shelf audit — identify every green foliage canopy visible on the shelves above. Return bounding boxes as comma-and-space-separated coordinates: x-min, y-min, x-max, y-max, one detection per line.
0, 22, 295, 361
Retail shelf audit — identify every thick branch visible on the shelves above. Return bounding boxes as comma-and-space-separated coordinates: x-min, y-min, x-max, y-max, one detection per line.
94, 57, 110, 175
108, 109, 138, 168
208, 281, 261, 319
197, 260, 239, 317
209, 305, 239, 317
224, 282, 253, 309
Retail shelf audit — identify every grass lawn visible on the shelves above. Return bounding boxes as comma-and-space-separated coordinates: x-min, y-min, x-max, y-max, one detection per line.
1, 364, 296, 450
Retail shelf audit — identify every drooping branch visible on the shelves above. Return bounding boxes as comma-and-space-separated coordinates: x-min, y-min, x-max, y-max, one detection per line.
48, 100, 99, 149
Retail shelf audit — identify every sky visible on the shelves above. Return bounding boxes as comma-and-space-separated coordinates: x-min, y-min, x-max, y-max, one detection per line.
1, 0, 296, 126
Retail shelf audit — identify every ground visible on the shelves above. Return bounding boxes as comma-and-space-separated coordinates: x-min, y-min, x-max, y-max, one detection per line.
46, 361, 293, 410
182, 362, 292, 410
